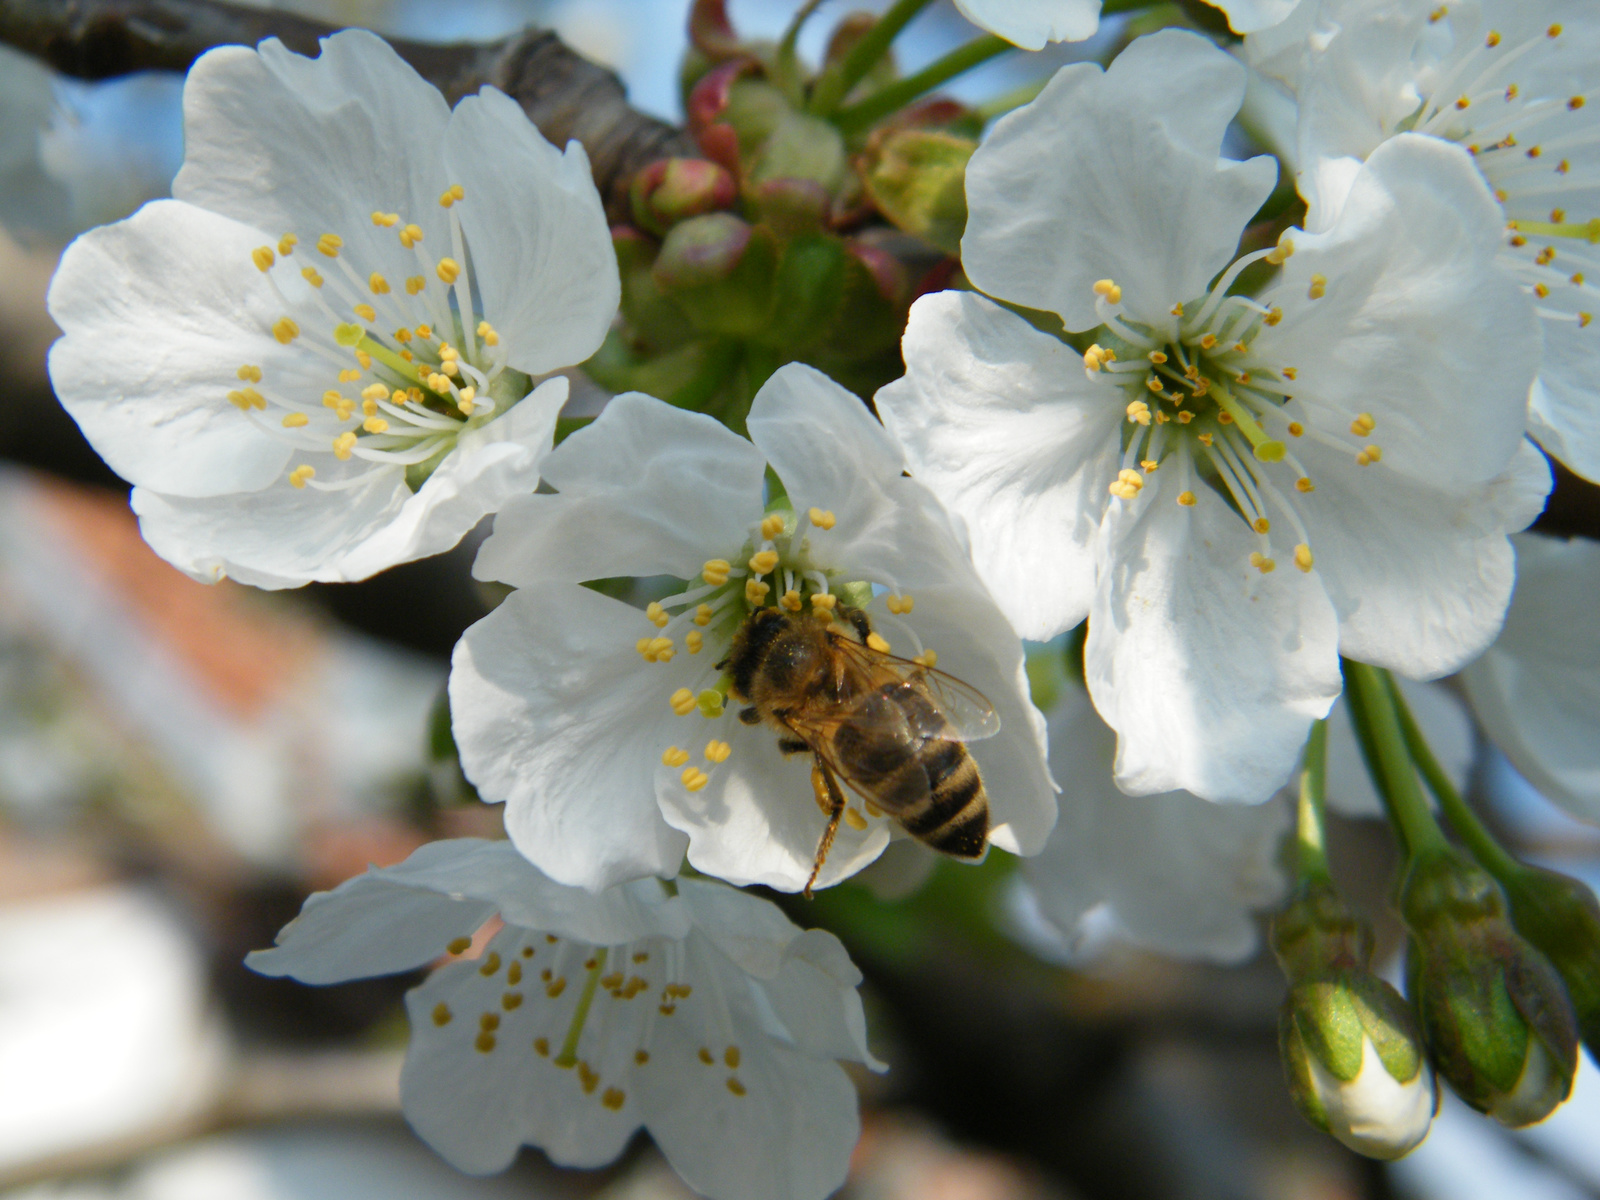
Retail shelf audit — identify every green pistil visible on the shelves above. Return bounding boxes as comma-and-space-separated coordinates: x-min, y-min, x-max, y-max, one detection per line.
334, 323, 424, 386
1212, 383, 1286, 462
554, 948, 608, 1068
1509, 217, 1600, 243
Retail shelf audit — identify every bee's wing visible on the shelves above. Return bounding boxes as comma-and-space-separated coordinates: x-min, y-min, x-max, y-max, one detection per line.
780, 701, 934, 815
831, 638, 1001, 743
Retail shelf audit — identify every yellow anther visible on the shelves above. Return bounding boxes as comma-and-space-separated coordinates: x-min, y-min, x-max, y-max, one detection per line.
682, 767, 710, 792
432, 1003, 452, 1026
1264, 307, 1283, 326
1308, 274, 1327, 299
781, 589, 802, 611
1549, 23, 1563, 37
760, 514, 785, 539
1581, 313, 1593, 327
697, 689, 725, 718
1092, 278, 1122, 304
437, 258, 461, 284
289, 464, 315, 489
352, 303, 376, 323
1286, 421, 1304, 437
1171, 302, 1184, 317
1294, 544, 1314, 573
1355, 444, 1383, 466
1571, 96, 1587, 111
236, 364, 263, 383
646, 601, 669, 628
1283, 367, 1297, 380
317, 233, 343, 257
1083, 346, 1106, 372
534, 1038, 550, 1057
663, 746, 690, 768
886, 594, 914, 615
1176, 410, 1194, 424
363, 417, 389, 434
394, 328, 413, 344
301, 266, 324, 288
808, 507, 836, 530
440, 183, 466, 207
1197, 432, 1214, 446
333, 431, 358, 460
1455, 95, 1471, 110
1252, 517, 1270, 534
1430, 6, 1447, 23
810, 593, 837, 613
844, 808, 868, 830
479, 954, 501, 978
1266, 237, 1295, 264
1177, 490, 1197, 507
1486, 30, 1500, 46
866, 632, 891, 653
227, 387, 266, 411
686, 631, 704, 654
546, 978, 567, 998
1144, 376, 1164, 394
1108, 468, 1144, 500
911, 649, 939, 669
272, 317, 300, 344
1296, 477, 1315, 493
602, 1088, 626, 1111
369, 272, 391, 295
502, 991, 522, 1010
1349, 413, 1376, 436
282, 413, 309, 428
1147, 350, 1168, 364
371, 211, 400, 227
361, 384, 390, 402
361, 398, 376, 417
694, 603, 714, 626
745, 579, 771, 605
1249, 551, 1277, 574
1140, 459, 1159, 473
703, 559, 731, 586
1505, 84, 1519, 101
670, 688, 697, 716
706, 739, 731, 764
439, 344, 459, 361
400, 223, 424, 247
748, 550, 779, 574
401, 275, 425, 296
1126, 400, 1152, 426
1535, 282, 1551, 298
277, 233, 297, 256
1232, 341, 1249, 354
251, 246, 275, 272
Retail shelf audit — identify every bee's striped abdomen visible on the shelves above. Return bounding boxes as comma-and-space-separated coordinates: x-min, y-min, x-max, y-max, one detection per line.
894, 741, 988, 859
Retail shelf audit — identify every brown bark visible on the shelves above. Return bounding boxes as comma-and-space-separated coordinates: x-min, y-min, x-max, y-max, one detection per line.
0, 0, 695, 219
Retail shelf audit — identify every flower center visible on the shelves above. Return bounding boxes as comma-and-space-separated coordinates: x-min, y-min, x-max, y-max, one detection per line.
233, 184, 529, 493
1083, 247, 1385, 576
1409, 17, 1597, 330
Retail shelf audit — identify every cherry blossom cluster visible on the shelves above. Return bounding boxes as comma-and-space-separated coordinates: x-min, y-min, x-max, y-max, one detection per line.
37, 0, 1600, 1191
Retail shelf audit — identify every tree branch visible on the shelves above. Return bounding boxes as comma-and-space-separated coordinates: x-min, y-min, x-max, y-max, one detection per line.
0, 0, 696, 220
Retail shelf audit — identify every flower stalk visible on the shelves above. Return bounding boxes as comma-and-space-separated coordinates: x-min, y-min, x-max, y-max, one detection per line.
808, 0, 937, 116
833, 35, 1012, 135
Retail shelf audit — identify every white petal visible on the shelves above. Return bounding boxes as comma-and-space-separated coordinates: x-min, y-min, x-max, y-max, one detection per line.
1462, 534, 1600, 823
400, 926, 639, 1174
876, 291, 1122, 640
1324, 678, 1473, 818
1529, 327, 1600, 486
444, 89, 618, 376
1023, 688, 1291, 963
245, 843, 501, 984
1296, 438, 1550, 679
449, 583, 690, 890
1256, 135, 1537, 488
46, 199, 312, 497
951, 0, 1101, 48
657, 718, 893, 894
175, 32, 454, 291
1212, 0, 1306, 34
475, 392, 765, 586
1086, 469, 1342, 803
962, 30, 1277, 330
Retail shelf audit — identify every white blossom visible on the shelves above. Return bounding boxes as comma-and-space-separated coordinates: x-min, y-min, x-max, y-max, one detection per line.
1257, 0, 1600, 482
1462, 533, 1600, 824
247, 838, 879, 1200
878, 30, 1548, 803
1017, 685, 1291, 964
952, 0, 1101, 49
450, 363, 1056, 894
46, 29, 617, 588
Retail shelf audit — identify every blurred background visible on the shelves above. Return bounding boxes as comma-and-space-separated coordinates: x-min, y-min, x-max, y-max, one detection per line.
1, 2, 1599, 1198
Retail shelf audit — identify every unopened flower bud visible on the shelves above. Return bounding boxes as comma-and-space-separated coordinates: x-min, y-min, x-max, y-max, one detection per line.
652, 214, 777, 336
688, 0, 741, 60
1497, 864, 1600, 1064
858, 128, 975, 256
1400, 847, 1578, 1127
630, 158, 738, 237
1272, 881, 1435, 1159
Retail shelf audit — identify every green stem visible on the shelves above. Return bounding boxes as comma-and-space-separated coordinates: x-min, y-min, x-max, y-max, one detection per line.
554, 948, 607, 1068
1295, 720, 1332, 882
833, 35, 1012, 135
1385, 672, 1523, 880
808, 0, 937, 116
772, 0, 827, 105
1342, 659, 1448, 857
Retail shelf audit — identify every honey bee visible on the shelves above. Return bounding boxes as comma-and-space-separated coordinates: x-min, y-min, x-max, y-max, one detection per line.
719, 605, 1000, 896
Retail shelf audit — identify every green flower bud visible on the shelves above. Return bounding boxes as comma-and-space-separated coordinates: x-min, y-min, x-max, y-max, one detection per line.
651, 214, 777, 337
858, 128, 975, 256
630, 158, 739, 237
1400, 847, 1579, 1126
1272, 881, 1435, 1159
1497, 864, 1600, 1063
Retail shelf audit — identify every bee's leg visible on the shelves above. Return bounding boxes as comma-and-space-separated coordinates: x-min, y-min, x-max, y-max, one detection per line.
840, 606, 872, 644
777, 737, 810, 756
805, 758, 848, 899
738, 706, 762, 726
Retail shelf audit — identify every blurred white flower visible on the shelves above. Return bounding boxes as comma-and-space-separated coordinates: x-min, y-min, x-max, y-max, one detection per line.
951, 0, 1101, 49
47, 29, 617, 589
878, 30, 1547, 804
1255, 0, 1600, 483
1462, 533, 1600, 825
248, 838, 881, 1200
1017, 685, 1291, 964
451, 363, 1055, 894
